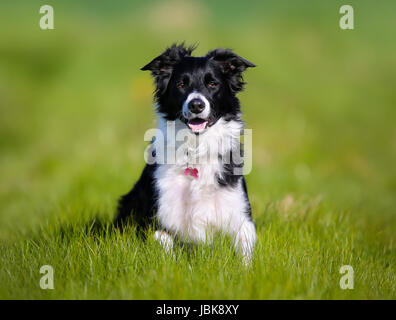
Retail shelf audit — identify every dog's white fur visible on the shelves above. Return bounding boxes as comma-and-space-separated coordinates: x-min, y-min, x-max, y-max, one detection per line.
152, 106, 256, 264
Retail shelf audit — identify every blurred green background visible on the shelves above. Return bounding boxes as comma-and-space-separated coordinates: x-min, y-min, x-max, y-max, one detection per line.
0, 0, 395, 299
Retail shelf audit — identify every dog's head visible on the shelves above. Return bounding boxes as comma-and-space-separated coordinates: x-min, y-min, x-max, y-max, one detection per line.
141, 43, 255, 134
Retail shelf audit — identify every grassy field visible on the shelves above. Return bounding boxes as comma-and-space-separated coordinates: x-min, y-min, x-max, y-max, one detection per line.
0, 0, 395, 299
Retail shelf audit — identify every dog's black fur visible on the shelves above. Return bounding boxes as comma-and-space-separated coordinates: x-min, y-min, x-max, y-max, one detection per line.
115, 43, 255, 231
115, 164, 158, 232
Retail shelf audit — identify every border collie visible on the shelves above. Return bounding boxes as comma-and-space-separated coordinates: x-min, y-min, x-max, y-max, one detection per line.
115, 44, 256, 264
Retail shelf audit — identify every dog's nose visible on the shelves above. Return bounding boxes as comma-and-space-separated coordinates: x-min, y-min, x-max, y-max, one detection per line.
188, 99, 205, 114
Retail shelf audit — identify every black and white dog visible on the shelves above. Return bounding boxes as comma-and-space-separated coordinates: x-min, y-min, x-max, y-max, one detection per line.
115, 44, 256, 264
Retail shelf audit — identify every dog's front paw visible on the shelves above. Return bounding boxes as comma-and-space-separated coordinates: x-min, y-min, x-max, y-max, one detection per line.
154, 230, 175, 256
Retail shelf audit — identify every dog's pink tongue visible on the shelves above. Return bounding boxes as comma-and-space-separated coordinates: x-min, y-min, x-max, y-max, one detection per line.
188, 121, 208, 132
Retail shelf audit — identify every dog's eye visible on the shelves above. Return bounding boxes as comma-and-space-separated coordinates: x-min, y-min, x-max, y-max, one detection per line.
177, 82, 185, 89
208, 81, 217, 89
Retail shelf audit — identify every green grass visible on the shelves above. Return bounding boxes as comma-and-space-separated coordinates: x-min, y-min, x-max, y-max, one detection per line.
0, 0, 395, 299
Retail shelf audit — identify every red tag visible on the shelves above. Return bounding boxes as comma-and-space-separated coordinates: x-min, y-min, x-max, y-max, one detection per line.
184, 167, 198, 179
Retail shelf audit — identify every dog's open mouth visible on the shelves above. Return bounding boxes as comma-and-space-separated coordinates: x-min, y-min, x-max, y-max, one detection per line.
187, 118, 208, 133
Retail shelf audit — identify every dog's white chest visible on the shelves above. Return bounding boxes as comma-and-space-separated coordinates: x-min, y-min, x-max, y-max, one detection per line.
152, 116, 251, 243
154, 163, 249, 242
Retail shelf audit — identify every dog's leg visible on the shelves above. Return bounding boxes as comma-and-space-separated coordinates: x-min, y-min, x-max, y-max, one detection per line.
234, 220, 256, 266
154, 230, 175, 256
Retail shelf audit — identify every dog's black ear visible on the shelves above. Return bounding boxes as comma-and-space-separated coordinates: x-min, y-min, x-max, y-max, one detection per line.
141, 43, 195, 93
206, 49, 255, 92
141, 43, 195, 73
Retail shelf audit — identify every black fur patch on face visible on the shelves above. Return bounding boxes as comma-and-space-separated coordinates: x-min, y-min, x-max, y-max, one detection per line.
141, 43, 255, 124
